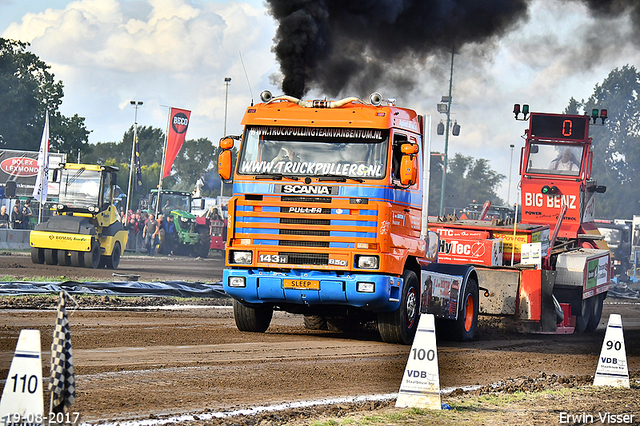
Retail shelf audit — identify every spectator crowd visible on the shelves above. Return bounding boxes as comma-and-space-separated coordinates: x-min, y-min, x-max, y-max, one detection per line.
124, 210, 178, 256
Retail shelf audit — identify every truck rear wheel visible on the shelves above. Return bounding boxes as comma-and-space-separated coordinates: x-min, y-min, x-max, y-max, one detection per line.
450, 277, 478, 341
45, 249, 58, 265
31, 248, 44, 264
233, 299, 273, 332
378, 269, 419, 345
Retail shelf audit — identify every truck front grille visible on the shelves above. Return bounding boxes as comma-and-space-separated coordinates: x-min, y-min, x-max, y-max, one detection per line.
233, 195, 379, 257
279, 252, 329, 265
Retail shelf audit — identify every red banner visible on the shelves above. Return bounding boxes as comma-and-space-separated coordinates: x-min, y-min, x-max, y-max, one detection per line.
163, 107, 191, 178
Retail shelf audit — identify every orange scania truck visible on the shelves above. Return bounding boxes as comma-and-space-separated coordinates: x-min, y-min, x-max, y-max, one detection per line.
217, 91, 479, 344
217, 93, 612, 345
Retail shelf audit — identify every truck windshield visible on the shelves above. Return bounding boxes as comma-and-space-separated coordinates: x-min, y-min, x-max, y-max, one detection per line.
525, 142, 583, 176
152, 194, 191, 212
237, 126, 389, 179
59, 169, 102, 207
158, 193, 190, 212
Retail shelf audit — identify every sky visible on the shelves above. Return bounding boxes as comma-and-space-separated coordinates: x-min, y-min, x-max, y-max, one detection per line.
0, 0, 638, 205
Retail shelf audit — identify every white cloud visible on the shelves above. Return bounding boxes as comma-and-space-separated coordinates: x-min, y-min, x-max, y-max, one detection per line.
2, 0, 277, 147
2, 0, 640, 206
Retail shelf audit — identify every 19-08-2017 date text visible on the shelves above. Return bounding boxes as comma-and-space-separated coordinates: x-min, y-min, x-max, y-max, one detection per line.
2, 412, 81, 426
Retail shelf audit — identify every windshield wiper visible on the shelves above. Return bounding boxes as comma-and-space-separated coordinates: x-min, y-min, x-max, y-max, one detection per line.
317, 173, 363, 183
65, 167, 86, 189
255, 173, 299, 181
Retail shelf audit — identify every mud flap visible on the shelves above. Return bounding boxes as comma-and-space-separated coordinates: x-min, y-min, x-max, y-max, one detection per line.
539, 270, 558, 332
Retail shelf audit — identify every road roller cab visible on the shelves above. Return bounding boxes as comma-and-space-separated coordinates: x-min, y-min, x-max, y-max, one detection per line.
29, 163, 128, 269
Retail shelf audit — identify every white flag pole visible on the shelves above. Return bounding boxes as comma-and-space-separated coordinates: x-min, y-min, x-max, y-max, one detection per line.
33, 111, 50, 224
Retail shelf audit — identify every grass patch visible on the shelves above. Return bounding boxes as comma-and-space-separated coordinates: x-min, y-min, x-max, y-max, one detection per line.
0, 275, 71, 282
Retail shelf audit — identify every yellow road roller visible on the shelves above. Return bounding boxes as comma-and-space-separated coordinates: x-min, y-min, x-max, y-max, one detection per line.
30, 164, 128, 269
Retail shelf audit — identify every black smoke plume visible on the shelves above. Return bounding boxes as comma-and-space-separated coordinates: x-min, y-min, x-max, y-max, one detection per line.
267, 0, 640, 99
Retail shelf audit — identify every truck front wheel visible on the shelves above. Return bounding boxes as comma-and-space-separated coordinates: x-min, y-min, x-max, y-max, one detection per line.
303, 315, 327, 330
233, 299, 273, 332
378, 269, 419, 345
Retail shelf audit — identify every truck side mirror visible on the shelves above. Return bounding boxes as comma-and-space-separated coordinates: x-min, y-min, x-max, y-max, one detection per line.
220, 137, 234, 149
112, 171, 117, 186
52, 169, 59, 182
399, 143, 418, 186
218, 150, 232, 180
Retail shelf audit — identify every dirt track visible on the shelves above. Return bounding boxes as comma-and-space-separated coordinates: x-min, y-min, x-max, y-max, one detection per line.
0, 253, 639, 425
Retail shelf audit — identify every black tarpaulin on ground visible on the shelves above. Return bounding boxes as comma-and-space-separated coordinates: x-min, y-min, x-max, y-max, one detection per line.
0, 280, 227, 298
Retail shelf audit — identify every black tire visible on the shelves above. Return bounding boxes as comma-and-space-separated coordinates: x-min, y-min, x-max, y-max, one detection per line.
450, 277, 479, 341
233, 299, 273, 332
70, 250, 84, 267
195, 228, 210, 258
303, 315, 327, 330
44, 249, 58, 265
574, 296, 594, 333
59, 250, 72, 266
378, 269, 419, 345
31, 247, 44, 264
84, 242, 100, 269
578, 293, 606, 333
105, 242, 121, 269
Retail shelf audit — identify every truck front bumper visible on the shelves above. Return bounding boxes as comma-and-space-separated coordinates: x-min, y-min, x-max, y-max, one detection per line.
223, 269, 402, 312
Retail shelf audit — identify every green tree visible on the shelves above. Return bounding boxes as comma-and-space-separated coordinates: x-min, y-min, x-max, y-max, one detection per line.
171, 137, 216, 192
428, 152, 505, 216
567, 65, 640, 219
0, 38, 90, 153
85, 125, 165, 166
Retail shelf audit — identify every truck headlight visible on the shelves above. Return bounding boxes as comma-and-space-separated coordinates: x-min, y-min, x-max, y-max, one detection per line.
356, 255, 379, 269
181, 217, 188, 222
228, 277, 246, 288
357, 282, 375, 293
231, 250, 252, 264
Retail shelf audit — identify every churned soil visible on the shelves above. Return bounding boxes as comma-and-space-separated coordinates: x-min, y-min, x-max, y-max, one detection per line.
0, 252, 639, 425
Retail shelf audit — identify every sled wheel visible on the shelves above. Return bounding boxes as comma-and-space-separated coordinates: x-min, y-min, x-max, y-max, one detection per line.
44, 249, 58, 265
585, 292, 605, 332
378, 269, 419, 345
574, 296, 594, 333
233, 299, 273, 332
31, 247, 45, 264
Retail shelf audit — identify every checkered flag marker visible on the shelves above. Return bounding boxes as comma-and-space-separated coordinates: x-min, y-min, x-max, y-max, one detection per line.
49, 292, 76, 413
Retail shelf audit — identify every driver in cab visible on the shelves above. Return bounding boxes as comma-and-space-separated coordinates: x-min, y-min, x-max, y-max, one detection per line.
549, 148, 579, 172
271, 147, 301, 164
